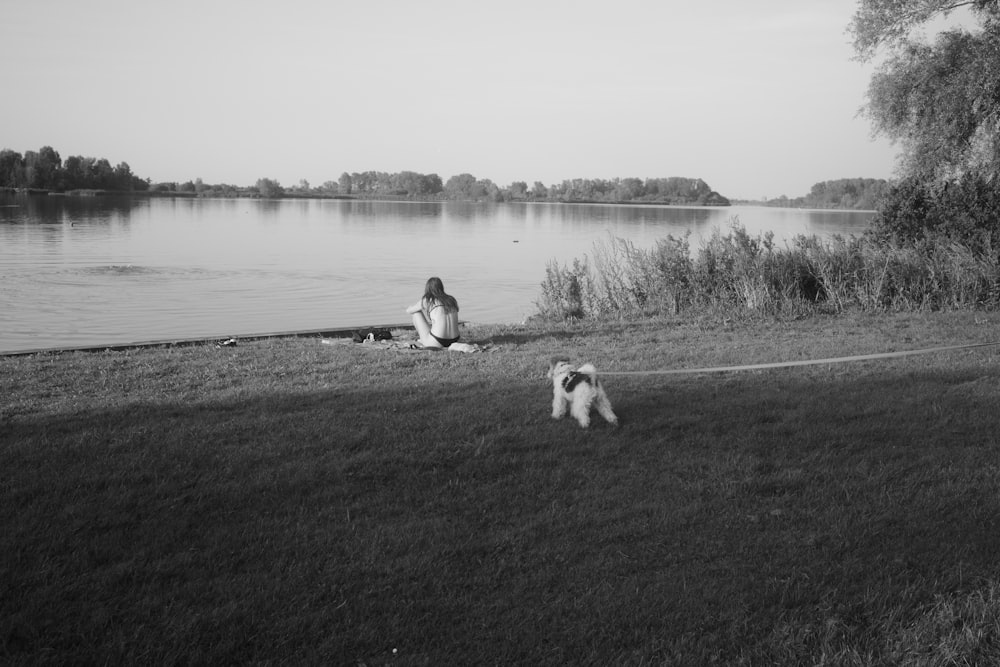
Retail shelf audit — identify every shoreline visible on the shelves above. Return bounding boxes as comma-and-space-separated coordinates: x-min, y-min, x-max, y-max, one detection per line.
1, 187, 733, 207
0, 322, 417, 357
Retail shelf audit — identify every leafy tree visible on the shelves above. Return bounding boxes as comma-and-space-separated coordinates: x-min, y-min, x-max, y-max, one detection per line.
351, 171, 378, 194
91, 158, 114, 190
850, 0, 1000, 183
868, 172, 1000, 245
394, 171, 425, 195
114, 162, 136, 190
421, 173, 443, 195
0, 149, 24, 187
444, 173, 477, 199
255, 178, 284, 198
614, 177, 644, 200
78, 157, 97, 187
62, 155, 85, 188
805, 178, 891, 209
22, 151, 39, 188
338, 172, 352, 195
29, 146, 62, 189
480, 179, 501, 202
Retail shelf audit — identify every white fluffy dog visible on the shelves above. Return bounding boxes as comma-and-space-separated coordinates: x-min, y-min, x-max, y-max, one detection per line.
547, 357, 619, 428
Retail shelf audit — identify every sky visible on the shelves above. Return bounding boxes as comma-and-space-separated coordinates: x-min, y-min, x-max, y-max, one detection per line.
4, 0, 905, 200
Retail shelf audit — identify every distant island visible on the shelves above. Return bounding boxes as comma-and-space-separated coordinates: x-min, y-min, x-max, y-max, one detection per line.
258, 173, 732, 206
733, 178, 891, 210
2, 144, 883, 209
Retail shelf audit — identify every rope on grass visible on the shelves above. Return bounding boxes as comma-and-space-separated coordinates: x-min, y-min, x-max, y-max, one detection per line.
601, 341, 1000, 376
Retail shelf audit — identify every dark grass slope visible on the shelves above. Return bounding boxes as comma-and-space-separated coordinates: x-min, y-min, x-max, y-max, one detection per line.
3, 314, 1000, 664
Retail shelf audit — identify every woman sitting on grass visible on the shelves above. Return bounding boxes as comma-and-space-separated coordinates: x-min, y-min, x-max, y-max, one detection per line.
406, 276, 460, 348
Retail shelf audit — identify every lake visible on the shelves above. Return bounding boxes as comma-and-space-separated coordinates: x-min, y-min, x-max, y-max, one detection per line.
0, 195, 874, 353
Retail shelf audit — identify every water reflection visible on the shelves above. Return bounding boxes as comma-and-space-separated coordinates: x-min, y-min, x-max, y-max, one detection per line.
437, 200, 480, 222
335, 199, 445, 222
251, 199, 284, 218
505, 202, 529, 221
3, 193, 147, 226
0, 195, 152, 257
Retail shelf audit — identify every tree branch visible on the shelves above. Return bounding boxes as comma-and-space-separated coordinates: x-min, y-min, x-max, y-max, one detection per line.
853, 0, 983, 60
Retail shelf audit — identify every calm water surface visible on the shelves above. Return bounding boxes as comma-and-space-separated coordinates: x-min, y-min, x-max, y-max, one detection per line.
0, 195, 874, 353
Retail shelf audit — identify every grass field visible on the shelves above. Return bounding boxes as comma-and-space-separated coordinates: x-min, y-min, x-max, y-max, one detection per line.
3, 312, 1000, 665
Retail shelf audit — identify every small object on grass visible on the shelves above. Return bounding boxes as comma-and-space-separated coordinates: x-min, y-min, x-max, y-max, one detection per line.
216, 338, 237, 348
352, 327, 393, 343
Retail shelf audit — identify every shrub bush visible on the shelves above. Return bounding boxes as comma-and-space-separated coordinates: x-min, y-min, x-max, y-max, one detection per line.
535, 220, 1000, 321
870, 174, 1000, 248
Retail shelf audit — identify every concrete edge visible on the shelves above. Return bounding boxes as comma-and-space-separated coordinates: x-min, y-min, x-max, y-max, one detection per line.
0, 323, 416, 357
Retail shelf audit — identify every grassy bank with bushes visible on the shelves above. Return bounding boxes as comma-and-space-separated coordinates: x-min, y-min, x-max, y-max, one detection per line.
3, 312, 1000, 664
538, 222, 1000, 321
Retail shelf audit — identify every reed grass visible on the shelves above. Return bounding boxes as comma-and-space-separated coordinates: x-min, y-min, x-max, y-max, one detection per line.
3, 312, 1000, 664
537, 221, 1000, 321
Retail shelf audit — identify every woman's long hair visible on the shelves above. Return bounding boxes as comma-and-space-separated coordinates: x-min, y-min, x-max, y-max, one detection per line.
422, 276, 459, 313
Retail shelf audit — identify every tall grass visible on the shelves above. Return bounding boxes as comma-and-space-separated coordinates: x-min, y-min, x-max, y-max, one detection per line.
536, 220, 1000, 320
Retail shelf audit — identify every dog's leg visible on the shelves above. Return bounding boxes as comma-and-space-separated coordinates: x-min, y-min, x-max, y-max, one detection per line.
594, 391, 619, 426
570, 397, 592, 428
551, 393, 567, 419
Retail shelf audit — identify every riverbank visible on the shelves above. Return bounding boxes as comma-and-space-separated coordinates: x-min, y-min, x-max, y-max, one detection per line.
3, 312, 1000, 663
2, 186, 731, 206
0, 323, 415, 357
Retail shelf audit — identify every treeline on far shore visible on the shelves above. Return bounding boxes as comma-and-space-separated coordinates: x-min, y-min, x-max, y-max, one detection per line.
736, 178, 892, 211
4, 143, 894, 210
0, 144, 731, 205
0, 144, 736, 206
0, 146, 146, 193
